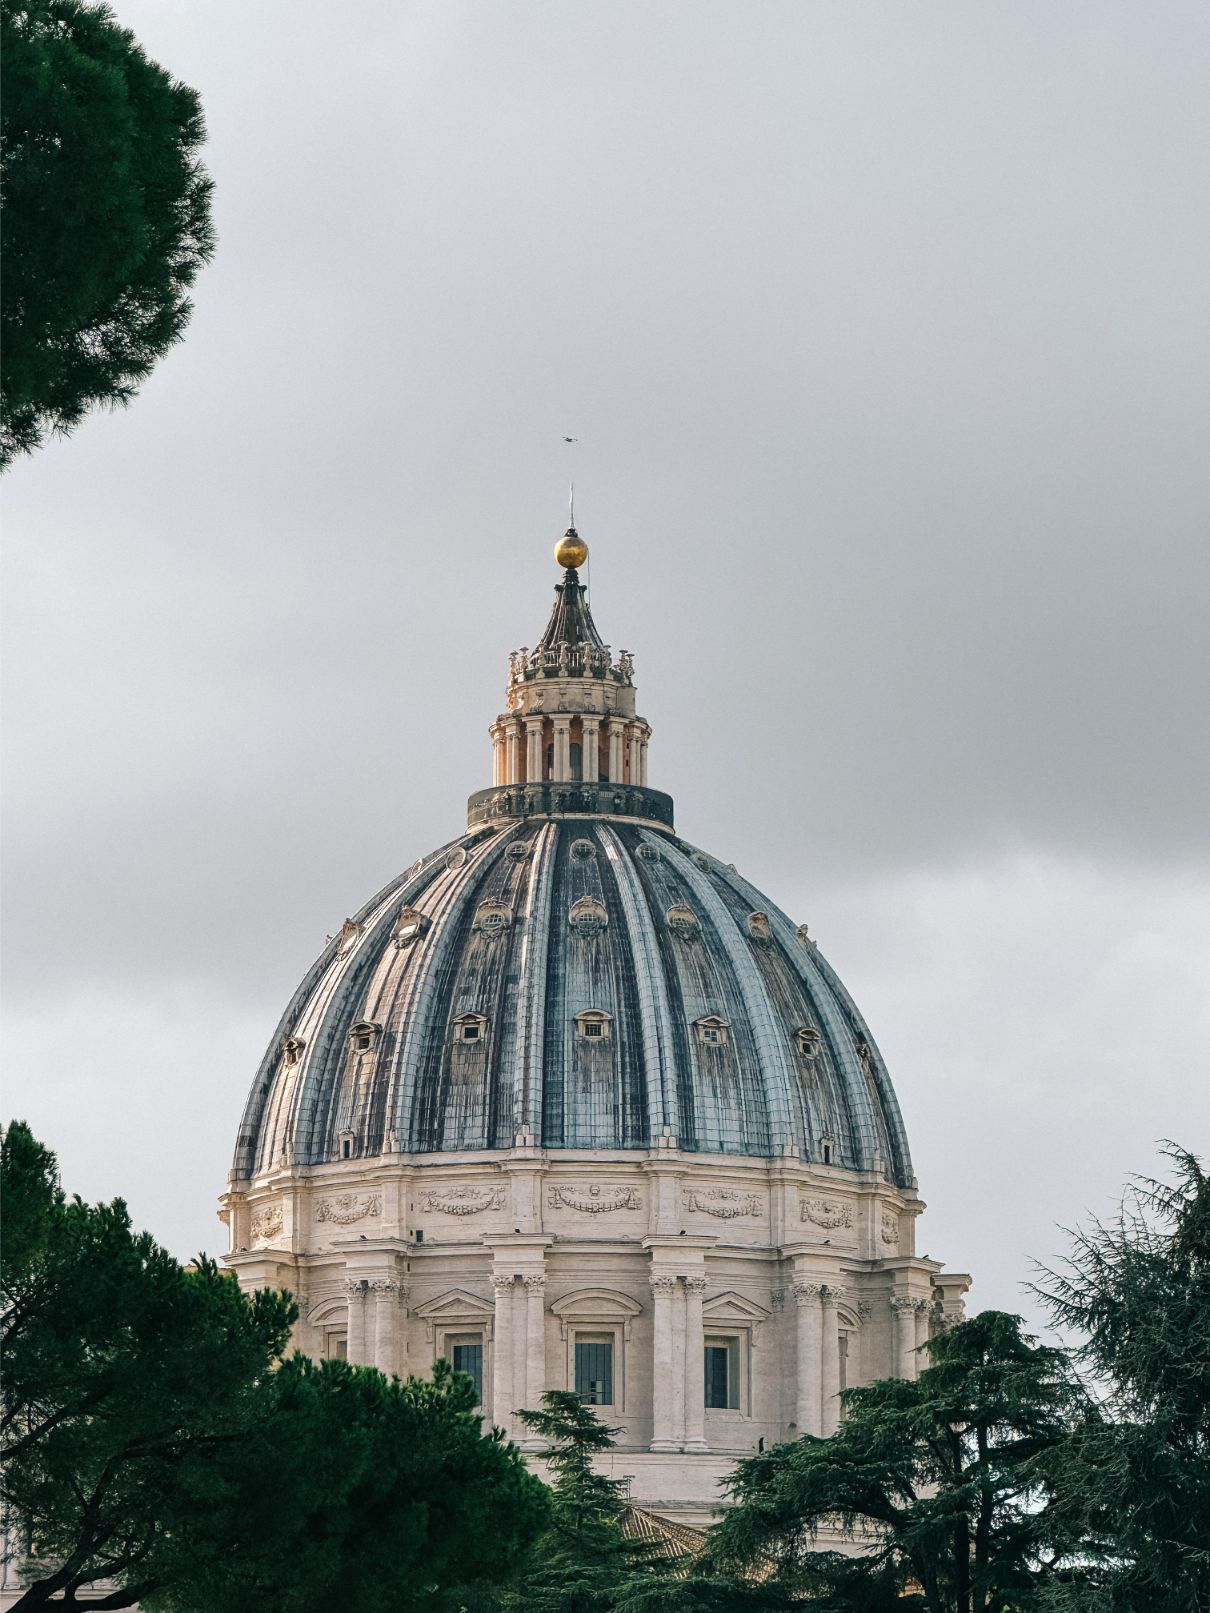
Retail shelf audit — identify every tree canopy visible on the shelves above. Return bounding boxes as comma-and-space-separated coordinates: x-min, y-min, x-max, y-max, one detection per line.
0, 1122, 546, 1612
0, 0, 215, 466
708, 1311, 1085, 1613
1036, 1144, 1210, 1612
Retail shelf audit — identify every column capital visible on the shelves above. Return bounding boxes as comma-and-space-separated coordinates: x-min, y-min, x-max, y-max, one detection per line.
683, 1275, 708, 1294
491, 1273, 516, 1292
345, 1277, 367, 1300
522, 1273, 546, 1290
793, 1280, 823, 1303
370, 1278, 403, 1298
649, 1272, 679, 1293
820, 1283, 848, 1305
890, 1295, 919, 1314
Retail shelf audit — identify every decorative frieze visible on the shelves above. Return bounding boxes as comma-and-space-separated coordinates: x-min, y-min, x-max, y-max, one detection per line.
315, 1192, 381, 1225
801, 1198, 853, 1229
547, 1184, 642, 1213
420, 1185, 505, 1216
683, 1188, 763, 1219
251, 1204, 283, 1242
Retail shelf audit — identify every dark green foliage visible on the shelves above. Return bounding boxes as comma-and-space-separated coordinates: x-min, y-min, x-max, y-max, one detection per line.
2, 1121, 295, 1609
1036, 1145, 1210, 1613
148, 1356, 548, 1613
0, 0, 215, 465
500, 1392, 674, 1613
0, 1124, 547, 1611
708, 1311, 1084, 1613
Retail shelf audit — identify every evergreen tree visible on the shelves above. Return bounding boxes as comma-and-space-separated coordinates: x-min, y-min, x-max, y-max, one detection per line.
707, 1311, 1085, 1613
501, 1391, 670, 1613
0, 1123, 546, 1611
1037, 1145, 1210, 1613
0, 0, 215, 465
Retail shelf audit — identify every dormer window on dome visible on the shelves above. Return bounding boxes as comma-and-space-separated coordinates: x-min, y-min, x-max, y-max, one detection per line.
348, 1020, 380, 1053
576, 1009, 612, 1040
694, 1015, 730, 1047
453, 1012, 488, 1046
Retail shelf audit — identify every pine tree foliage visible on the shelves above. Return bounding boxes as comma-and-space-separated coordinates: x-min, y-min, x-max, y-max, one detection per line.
0, 1122, 547, 1612
0, 0, 215, 465
1036, 1144, 1210, 1613
707, 1311, 1085, 1613
500, 1392, 676, 1613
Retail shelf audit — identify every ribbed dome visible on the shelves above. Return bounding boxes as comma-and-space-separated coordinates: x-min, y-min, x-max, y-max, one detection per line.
234, 817, 913, 1186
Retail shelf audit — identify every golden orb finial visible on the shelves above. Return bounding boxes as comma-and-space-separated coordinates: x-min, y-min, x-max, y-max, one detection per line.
554, 528, 588, 569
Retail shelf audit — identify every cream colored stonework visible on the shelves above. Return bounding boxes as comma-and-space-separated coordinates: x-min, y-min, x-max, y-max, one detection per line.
223, 1142, 969, 1525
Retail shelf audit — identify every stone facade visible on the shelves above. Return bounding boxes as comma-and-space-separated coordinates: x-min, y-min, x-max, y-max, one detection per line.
223, 1145, 967, 1524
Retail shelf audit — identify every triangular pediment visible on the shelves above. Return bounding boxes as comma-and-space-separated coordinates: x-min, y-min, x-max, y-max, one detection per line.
413, 1287, 494, 1322
703, 1289, 770, 1325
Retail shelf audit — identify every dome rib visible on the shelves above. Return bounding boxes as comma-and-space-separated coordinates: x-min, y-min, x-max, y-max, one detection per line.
661, 840, 801, 1156
233, 821, 915, 1184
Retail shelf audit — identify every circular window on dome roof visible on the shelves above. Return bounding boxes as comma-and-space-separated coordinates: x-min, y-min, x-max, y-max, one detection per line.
507, 841, 530, 860
569, 895, 608, 938
635, 842, 660, 861
667, 903, 701, 942
570, 838, 596, 860
445, 847, 468, 871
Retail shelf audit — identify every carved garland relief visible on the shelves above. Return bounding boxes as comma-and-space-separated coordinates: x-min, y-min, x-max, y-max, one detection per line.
684, 1188, 763, 1219
547, 1184, 642, 1213
315, 1192, 382, 1225
420, 1186, 506, 1216
801, 1198, 854, 1229
251, 1204, 284, 1242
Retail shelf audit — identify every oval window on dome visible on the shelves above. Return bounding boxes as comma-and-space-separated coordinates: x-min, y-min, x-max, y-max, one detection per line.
795, 1025, 823, 1059
472, 900, 512, 937
570, 838, 596, 861
569, 895, 608, 938
667, 903, 701, 943
393, 906, 429, 947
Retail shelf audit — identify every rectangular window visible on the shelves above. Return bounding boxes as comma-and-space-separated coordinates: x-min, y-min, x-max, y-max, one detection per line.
449, 1335, 483, 1400
575, 1335, 614, 1405
704, 1336, 740, 1409
583, 1021, 603, 1038
326, 1332, 348, 1361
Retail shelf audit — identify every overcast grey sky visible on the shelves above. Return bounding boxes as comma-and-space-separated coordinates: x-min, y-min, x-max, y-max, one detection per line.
3, 0, 1208, 1327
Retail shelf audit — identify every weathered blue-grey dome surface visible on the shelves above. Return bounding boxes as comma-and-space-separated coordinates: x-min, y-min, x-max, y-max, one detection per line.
235, 816, 913, 1185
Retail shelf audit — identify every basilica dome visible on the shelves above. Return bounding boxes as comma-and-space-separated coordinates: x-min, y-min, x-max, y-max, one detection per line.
234, 538, 912, 1188
224, 528, 968, 1525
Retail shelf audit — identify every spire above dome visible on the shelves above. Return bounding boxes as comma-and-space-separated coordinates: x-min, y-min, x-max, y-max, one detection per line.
533, 531, 607, 666
475, 525, 666, 830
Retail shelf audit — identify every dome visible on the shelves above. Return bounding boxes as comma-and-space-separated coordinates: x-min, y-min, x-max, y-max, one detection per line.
224, 530, 969, 1526
234, 552, 913, 1189
236, 820, 911, 1183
